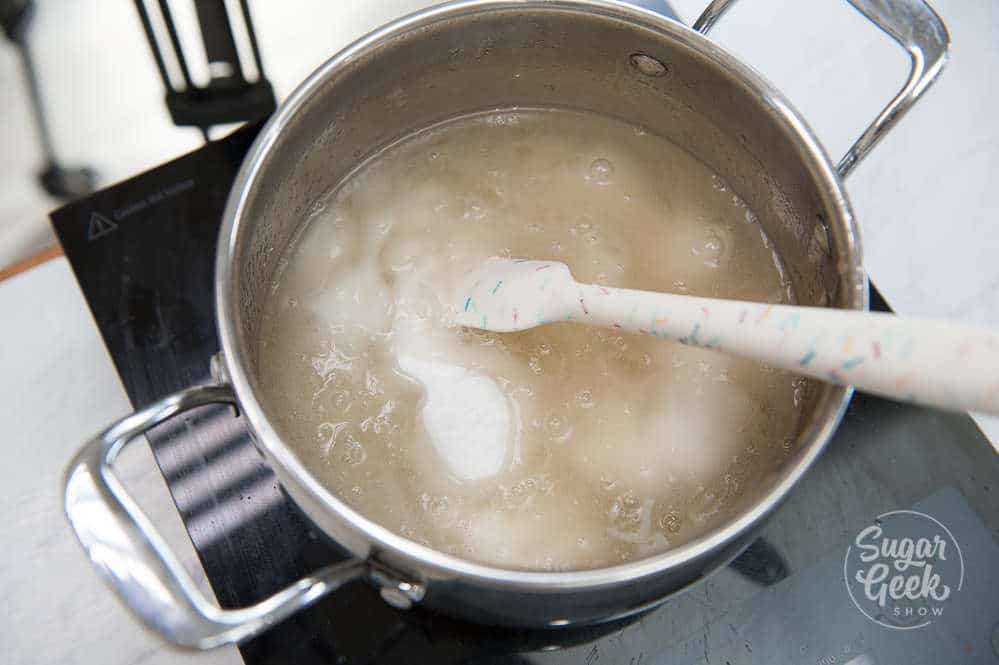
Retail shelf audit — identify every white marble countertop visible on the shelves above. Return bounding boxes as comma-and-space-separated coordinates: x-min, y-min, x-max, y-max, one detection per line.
1, 1, 997, 664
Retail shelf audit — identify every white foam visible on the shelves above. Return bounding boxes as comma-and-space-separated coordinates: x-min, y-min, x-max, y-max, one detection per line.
396, 354, 510, 481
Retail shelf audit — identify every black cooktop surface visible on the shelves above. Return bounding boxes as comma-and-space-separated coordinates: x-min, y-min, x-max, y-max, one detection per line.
51, 123, 999, 664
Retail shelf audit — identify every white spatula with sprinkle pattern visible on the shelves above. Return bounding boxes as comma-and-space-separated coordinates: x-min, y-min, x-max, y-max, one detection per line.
454, 257, 999, 415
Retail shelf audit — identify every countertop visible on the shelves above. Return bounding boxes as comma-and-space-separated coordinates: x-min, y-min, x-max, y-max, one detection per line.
2, 1, 997, 664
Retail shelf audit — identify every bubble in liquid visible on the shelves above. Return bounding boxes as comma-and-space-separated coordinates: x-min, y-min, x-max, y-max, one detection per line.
610, 493, 642, 522
575, 389, 594, 409
317, 421, 347, 455
317, 421, 368, 466
719, 472, 740, 501
693, 226, 728, 268
501, 474, 554, 509
586, 158, 615, 185
537, 343, 552, 356
340, 439, 366, 466
711, 174, 727, 192
609, 494, 657, 544
419, 493, 456, 526
545, 412, 573, 443
659, 511, 682, 533
428, 151, 439, 161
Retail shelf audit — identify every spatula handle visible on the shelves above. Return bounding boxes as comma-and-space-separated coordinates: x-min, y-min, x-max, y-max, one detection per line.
578, 284, 999, 415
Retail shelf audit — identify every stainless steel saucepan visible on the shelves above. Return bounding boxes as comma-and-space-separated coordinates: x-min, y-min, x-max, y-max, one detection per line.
64, 0, 948, 649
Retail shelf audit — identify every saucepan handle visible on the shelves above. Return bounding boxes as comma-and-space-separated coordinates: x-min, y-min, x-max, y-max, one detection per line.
693, 0, 949, 179
63, 384, 368, 649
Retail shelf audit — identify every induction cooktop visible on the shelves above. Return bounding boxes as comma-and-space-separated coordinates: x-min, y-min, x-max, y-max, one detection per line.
51, 119, 999, 665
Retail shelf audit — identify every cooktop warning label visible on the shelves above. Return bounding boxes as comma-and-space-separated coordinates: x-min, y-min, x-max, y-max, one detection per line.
86, 178, 195, 242
87, 211, 118, 241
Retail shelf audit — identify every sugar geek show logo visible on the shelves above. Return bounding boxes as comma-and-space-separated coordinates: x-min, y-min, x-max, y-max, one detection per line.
844, 510, 963, 630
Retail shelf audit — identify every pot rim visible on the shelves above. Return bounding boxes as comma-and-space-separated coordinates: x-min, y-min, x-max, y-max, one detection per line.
216, 0, 865, 592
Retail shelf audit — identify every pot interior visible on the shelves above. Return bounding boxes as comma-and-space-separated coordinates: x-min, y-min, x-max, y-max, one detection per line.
223, 1, 862, 566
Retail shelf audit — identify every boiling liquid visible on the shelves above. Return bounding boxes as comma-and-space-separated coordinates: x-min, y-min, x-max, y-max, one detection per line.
258, 109, 803, 570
